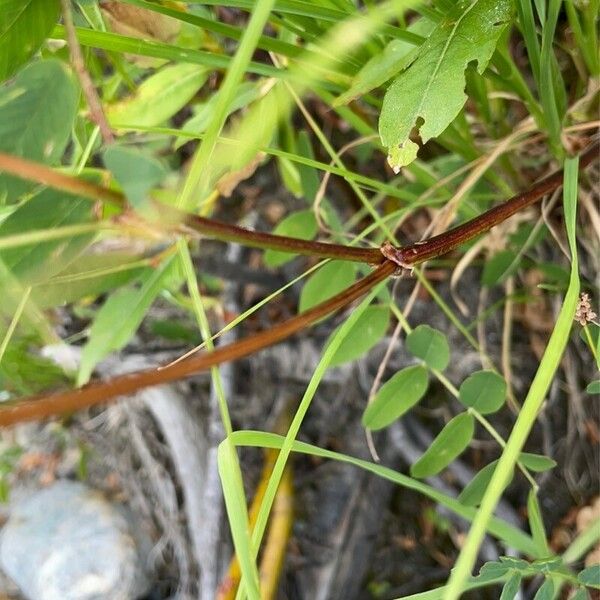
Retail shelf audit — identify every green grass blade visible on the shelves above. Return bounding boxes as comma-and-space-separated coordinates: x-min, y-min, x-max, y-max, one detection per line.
444, 156, 581, 599
230, 430, 538, 556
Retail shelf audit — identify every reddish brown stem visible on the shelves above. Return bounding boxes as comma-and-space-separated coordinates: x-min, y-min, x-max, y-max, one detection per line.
0, 262, 395, 426
0, 142, 597, 426
385, 141, 599, 267
0, 152, 381, 264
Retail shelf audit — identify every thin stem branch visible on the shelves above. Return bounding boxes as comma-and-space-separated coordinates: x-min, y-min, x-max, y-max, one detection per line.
385, 141, 598, 268
60, 0, 114, 144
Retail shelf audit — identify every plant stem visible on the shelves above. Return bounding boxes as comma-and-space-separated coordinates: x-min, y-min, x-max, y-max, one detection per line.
384, 141, 598, 268
0, 261, 395, 426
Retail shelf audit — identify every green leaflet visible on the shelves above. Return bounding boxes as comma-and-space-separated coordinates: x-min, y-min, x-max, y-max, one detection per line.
0, 59, 78, 200
0, 0, 60, 82
103, 146, 167, 209
298, 260, 356, 313
263, 210, 318, 268
362, 365, 429, 430
106, 63, 208, 128
379, 0, 514, 172
410, 412, 475, 478
328, 305, 390, 367
77, 256, 179, 385
0, 188, 93, 285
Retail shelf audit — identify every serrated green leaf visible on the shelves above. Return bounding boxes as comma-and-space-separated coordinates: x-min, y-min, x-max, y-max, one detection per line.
298, 260, 356, 313
570, 589, 589, 600
518, 452, 557, 473
106, 63, 208, 127
586, 380, 600, 394
263, 210, 318, 268
459, 460, 506, 506
499, 571, 522, 600
0, 189, 93, 284
411, 412, 474, 478
103, 146, 167, 209
0, 59, 78, 200
362, 365, 428, 430
379, 0, 513, 171
482, 250, 519, 286
579, 565, 600, 589
0, 0, 61, 82
77, 256, 177, 385
458, 370, 506, 414
532, 578, 554, 600
406, 324, 450, 371
328, 306, 390, 367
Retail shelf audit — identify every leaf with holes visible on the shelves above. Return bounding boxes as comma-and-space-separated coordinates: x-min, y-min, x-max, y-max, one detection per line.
458, 370, 506, 414
406, 324, 450, 371
379, 0, 513, 172
328, 305, 390, 367
411, 412, 474, 478
362, 365, 428, 430
0, 59, 78, 200
0, 0, 61, 82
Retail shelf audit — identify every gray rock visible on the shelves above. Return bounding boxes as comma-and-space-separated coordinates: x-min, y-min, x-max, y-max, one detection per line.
0, 480, 152, 600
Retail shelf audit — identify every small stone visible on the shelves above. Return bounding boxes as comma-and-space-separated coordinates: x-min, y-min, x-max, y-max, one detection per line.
0, 480, 152, 600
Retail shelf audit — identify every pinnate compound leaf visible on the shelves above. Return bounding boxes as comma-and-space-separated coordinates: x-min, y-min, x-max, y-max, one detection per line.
263, 210, 318, 268
406, 324, 450, 371
458, 370, 506, 414
299, 261, 356, 313
379, 0, 513, 172
362, 365, 428, 430
328, 306, 390, 367
0, 0, 61, 82
0, 59, 78, 200
410, 412, 474, 478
